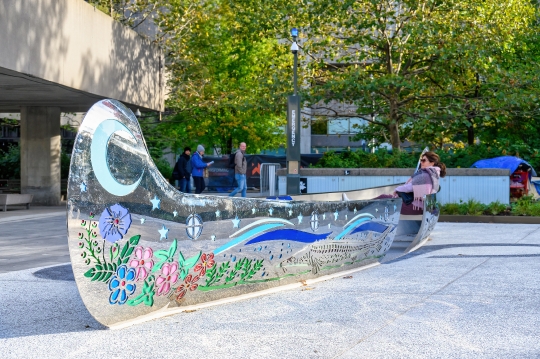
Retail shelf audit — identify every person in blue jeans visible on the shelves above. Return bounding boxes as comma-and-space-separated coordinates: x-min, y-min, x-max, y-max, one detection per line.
229, 142, 247, 197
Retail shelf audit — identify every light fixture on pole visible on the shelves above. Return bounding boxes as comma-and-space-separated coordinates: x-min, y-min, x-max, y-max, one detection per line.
286, 27, 301, 195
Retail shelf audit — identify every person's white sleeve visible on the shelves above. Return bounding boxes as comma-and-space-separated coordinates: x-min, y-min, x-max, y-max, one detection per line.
395, 182, 413, 192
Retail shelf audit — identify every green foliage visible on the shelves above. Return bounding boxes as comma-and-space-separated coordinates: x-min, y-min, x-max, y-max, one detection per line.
313, 149, 418, 168
139, 117, 174, 179
0, 144, 72, 180
61, 150, 70, 179
313, 144, 539, 171
511, 195, 540, 217
300, 0, 537, 152
440, 197, 540, 216
463, 200, 486, 216
153, 0, 291, 154
486, 201, 510, 216
440, 201, 488, 216
439, 143, 540, 171
0, 145, 20, 179
441, 203, 461, 215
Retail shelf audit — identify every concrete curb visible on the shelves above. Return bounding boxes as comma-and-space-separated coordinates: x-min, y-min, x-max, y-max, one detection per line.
439, 214, 540, 224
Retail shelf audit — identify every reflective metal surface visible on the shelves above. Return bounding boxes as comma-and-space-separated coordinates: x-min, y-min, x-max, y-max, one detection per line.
290, 185, 440, 255
404, 194, 440, 253
67, 100, 401, 327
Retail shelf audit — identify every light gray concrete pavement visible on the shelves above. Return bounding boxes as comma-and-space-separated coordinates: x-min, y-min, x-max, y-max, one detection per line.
0, 205, 68, 273
0, 211, 539, 358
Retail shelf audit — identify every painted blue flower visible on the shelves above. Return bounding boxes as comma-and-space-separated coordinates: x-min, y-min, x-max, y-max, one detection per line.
99, 204, 132, 243
108, 265, 136, 305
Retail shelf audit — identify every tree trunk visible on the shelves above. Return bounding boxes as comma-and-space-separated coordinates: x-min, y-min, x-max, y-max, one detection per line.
388, 101, 401, 152
467, 125, 475, 145
226, 136, 233, 154
389, 122, 401, 153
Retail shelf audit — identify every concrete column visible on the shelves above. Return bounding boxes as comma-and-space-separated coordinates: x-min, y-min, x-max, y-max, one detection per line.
20, 107, 61, 205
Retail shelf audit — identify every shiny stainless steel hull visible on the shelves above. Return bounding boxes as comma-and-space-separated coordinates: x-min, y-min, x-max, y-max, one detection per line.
67, 100, 402, 327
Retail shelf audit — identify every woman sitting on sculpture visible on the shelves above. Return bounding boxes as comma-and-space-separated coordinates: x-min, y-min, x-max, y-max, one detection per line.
393, 151, 446, 210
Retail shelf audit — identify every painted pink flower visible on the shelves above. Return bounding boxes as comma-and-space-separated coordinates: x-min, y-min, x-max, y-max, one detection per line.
155, 261, 179, 296
175, 274, 200, 300
129, 246, 154, 281
194, 253, 216, 276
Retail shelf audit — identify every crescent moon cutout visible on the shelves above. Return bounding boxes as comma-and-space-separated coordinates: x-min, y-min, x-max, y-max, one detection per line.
91, 119, 143, 196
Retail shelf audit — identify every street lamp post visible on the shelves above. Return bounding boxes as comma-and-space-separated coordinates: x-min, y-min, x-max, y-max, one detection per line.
286, 28, 301, 195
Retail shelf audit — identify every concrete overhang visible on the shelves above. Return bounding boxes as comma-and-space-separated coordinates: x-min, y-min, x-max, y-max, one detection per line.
0, 0, 165, 113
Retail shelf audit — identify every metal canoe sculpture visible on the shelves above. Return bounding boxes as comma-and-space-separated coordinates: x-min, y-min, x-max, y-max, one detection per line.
67, 100, 401, 327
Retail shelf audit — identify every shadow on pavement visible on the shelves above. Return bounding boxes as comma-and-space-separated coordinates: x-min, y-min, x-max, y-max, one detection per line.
0, 264, 107, 339
33, 264, 75, 281
384, 243, 540, 264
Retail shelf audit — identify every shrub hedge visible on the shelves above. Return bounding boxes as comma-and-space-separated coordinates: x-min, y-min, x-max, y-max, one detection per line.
312, 144, 540, 170
440, 196, 540, 217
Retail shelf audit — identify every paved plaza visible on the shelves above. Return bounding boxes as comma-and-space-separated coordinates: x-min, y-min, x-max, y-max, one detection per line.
1, 207, 539, 358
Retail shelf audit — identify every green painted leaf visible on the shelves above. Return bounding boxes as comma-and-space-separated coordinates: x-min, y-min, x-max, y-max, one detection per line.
109, 244, 119, 261
84, 268, 95, 278
152, 240, 178, 273
129, 235, 141, 246
179, 251, 201, 280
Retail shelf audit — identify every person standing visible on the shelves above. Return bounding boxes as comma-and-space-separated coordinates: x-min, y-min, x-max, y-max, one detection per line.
229, 142, 247, 197
177, 147, 192, 193
191, 145, 213, 194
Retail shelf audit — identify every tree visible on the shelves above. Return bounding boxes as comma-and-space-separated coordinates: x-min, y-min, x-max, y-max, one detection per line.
299, 0, 536, 152
148, 0, 296, 154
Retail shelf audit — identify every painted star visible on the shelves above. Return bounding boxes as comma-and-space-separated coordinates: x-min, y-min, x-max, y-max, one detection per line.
288, 209, 293, 217
353, 207, 357, 214
211, 235, 216, 241
215, 210, 221, 217
322, 213, 326, 220
345, 214, 348, 220
173, 210, 178, 217
140, 218, 146, 224
150, 196, 161, 211
328, 223, 331, 229
297, 213, 303, 224
375, 208, 379, 212
80, 182, 87, 192
252, 208, 256, 214
268, 208, 274, 216
232, 216, 241, 228
158, 225, 169, 240
333, 211, 339, 221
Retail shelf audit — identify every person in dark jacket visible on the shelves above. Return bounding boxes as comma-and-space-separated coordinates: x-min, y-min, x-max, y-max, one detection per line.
191, 145, 213, 194
174, 147, 192, 193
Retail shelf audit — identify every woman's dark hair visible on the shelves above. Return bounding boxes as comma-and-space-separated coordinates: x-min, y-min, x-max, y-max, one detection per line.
184, 146, 191, 152
423, 151, 446, 178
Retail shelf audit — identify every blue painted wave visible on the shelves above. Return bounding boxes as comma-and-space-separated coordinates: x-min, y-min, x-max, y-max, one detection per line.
245, 229, 332, 245
350, 222, 388, 234
213, 223, 284, 254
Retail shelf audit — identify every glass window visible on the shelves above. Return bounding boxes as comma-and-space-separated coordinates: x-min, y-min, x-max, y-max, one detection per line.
328, 118, 349, 134
349, 117, 367, 134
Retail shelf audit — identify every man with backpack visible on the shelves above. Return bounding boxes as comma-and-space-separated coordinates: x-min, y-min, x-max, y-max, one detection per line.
174, 147, 192, 193
229, 142, 247, 197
